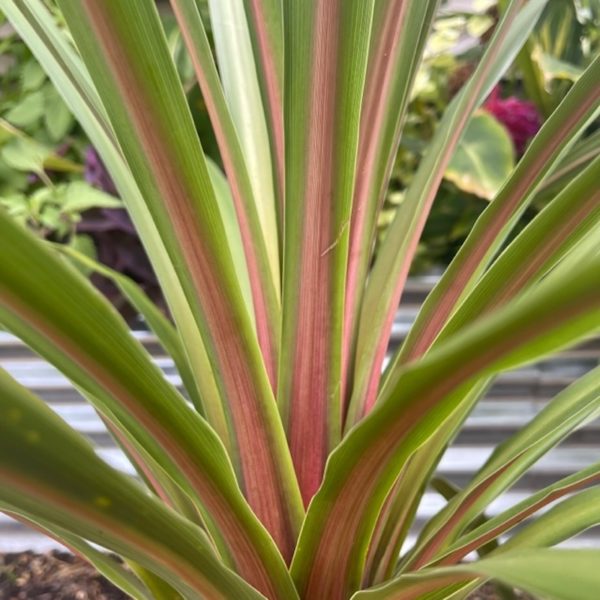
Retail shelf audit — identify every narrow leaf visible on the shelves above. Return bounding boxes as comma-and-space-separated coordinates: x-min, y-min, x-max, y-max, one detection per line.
291, 254, 600, 600
406, 362, 600, 566
395, 53, 600, 366
343, 0, 440, 403
55, 0, 303, 556
0, 509, 153, 600
354, 550, 600, 600
0, 0, 224, 444
0, 212, 297, 599
434, 153, 600, 345
0, 369, 263, 600
279, 0, 374, 504
170, 0, 281, 384
56, 243, 203, 411
347, 0, 550, 425
435, 465, 600, 567
208, 0, 281, 280
502, 486, 600, 551
242, 0, 285, 214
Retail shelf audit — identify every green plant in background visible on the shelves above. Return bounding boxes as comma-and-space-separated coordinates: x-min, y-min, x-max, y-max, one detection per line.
0, 2, 599, 600
513, 0, 600, 116
0, 6, 216, 319
379, 0, 600, 273
0, 11, 121, 238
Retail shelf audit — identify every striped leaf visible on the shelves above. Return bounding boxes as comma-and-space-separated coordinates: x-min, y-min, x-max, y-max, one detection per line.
354, 550, 600, 600
346, 0, 550, 425
0, 510, 154, 600
395, 53, 600, 366
402, 349, 600, 567
208, 0, 281, 280
55, 0, 303, 557
0, 212, 297, 599
502, 487, 600, 551
279, 0, 375, 504
242, 0, 285, 213
437, 154, 600, 343
170, 0, 281, 384
364, 382, 489, 585
342, 0, 440, 402
0, 0, 227, 446
0, 369, 263, 600
56, 244, 203, 412
291, 254, 600, 599
434, 465, 600, 567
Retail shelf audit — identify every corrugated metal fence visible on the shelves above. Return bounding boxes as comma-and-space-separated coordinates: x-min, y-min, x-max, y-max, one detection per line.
1, 277, 598, 551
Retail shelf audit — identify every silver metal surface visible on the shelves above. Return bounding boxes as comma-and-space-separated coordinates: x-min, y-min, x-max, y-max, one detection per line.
1, 277, 598, 551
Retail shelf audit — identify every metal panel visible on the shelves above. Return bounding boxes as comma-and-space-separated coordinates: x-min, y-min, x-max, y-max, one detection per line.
1, 277, 598, 551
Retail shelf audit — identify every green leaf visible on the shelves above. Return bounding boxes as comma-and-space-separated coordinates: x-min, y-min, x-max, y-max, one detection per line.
208, 0, 281, 277
1, 135, 48, 174
0, 0, 233, 503
61, 181, 122, 213
347, 0, 550, 425
56, 243, 204, 412
533, 47, 584, 86
0, 509, 154, 600
241, 0, 285, 214
43, 82, 75, 142
0, 119, 81, 173
0, 209, 297, 600
354, 550, 600, 600
21, 59, 46, 91
435, 466, 600, 567
344, 0, 440, 415
170, 0, 279, 382
55, 0, 303, 557
4, 89, 45, 127
445, 111, 515, 199
279, 0, 375, 504
291, 252, 600, 599
394, 53, 600, 368
0, 369, 263, 600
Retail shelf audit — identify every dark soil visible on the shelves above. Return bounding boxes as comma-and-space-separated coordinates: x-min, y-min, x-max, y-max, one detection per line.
0, 551, 533, 599
0, 551, 128, 600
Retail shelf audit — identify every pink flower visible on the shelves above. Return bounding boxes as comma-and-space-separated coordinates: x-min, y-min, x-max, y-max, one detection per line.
484, 87, 542, 155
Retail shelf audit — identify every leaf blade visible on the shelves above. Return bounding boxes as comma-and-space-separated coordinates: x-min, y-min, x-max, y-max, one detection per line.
291, 253, 600, 599
279, 0, 375, 504
55, 0, 303, 557
0, 369, 263, 600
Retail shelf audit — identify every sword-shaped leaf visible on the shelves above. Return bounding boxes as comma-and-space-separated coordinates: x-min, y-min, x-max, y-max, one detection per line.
405, 363, 600, 567
55, 0, 303, 558
291, 254, 600, 599
353, 550, 600, 600
0, 369, 263, 600
396, 53, 600, 365
279, 0, 374, 504
170, 0, 280, 384
0, 212, 297, 599
343, 0, 440, 402
347, 0, 550, 425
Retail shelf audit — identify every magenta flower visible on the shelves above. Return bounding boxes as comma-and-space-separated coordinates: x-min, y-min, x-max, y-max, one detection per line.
484, 87, 542, 155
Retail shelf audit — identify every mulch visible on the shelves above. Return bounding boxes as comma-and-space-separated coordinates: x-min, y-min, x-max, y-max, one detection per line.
0, 551, 128, 600
0, 551, 534, 599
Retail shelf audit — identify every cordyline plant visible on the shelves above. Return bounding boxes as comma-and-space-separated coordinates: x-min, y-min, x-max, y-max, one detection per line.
0, 0, 599, 599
